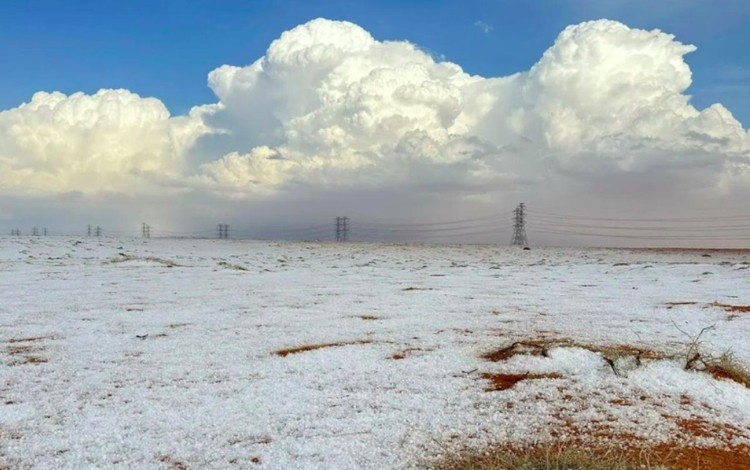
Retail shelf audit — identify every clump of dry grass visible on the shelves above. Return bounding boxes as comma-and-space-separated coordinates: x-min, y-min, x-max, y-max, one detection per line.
430, 442, 750, 469
700, 351, 750, 389
430, 444, 668, 470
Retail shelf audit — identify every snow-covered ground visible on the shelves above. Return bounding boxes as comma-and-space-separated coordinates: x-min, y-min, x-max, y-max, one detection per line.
1, 237, 749, 469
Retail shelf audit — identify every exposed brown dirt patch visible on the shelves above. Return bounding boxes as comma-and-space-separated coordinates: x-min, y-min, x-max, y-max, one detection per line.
666, 301, 699, 309
675, 416, 747, 443
7, 336, 52, 343
435, 380, 750, 468
7, 345, 34, 355
481, 372, 562, 391
358, 315, 380, 320
6, 339, 48, 365
18, 356, 48, 365
389, 347, 428, 360
584, 415, 749, 464
608, 398, 633, 406
665, 301, 750, 316
711, 302, 750, 313
275, 340, 373, 357
653, 444, 750, 469
402, 286, 434, 291
676, 417, 721, 439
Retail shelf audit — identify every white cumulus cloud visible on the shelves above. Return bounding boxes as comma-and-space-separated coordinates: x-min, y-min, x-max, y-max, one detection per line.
0, 17, 748, 229
193, 18, 749, 195
0, 89, 207, 195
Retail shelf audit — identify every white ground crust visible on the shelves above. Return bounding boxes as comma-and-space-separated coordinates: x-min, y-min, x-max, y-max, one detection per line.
1, 238, 749, 469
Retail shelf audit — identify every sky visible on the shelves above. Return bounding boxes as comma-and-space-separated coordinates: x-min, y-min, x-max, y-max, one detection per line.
1, 0, 749, 246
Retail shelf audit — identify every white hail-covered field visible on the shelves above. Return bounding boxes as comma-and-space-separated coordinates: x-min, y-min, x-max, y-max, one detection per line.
1, 237, 750, 469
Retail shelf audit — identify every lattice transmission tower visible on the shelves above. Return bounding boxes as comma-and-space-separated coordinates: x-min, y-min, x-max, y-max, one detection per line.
510, 203, 529, 247
335, 217, 349, 242
217, 224, 230, 239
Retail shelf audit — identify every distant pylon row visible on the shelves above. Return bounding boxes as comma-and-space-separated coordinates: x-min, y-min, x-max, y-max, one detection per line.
86, 225, 102, 237
9, 228, 47, 236
8, 208, 528, 244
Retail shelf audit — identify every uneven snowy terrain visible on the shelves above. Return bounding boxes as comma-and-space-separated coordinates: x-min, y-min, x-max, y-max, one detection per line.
1, 237, 750, 469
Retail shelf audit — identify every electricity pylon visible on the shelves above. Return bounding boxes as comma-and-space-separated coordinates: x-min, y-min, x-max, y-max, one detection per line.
511, 203, 529, 247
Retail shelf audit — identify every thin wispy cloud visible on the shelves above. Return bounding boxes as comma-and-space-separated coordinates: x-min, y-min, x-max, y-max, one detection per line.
473, 20, 494, 34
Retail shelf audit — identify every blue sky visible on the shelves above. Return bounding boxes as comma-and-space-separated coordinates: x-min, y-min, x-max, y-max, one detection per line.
1, 0, 748, 125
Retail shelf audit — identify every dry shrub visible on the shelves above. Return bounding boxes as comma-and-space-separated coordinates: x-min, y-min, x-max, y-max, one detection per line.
677, 324, 750, 387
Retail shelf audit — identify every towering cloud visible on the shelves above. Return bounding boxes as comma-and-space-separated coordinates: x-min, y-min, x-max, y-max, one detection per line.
0, 89, 206, 195
0, 18, 748, 222
194, 18, 749, 197
194, 18, 508, 195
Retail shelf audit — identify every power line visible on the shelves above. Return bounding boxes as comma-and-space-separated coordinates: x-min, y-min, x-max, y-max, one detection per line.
529, 227, 750, 241
356, 213, 509, 228
351, 226, 510, 240
527, 210, 750, 223
527, 221, 750, 232
355, 220, 509, 234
